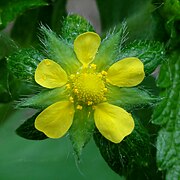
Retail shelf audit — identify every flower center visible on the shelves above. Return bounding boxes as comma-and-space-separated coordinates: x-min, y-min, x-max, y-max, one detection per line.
69, 72, 107, 106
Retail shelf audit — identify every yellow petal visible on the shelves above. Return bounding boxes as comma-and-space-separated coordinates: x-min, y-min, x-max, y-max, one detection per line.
35, 101, 74, 138
74, 32, 101, 66
94, 102, 134, 143
107, 57, 145, 87
35, 59, 68, 88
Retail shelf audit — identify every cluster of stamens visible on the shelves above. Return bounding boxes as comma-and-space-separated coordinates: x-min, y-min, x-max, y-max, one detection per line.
66, 64, 108, 109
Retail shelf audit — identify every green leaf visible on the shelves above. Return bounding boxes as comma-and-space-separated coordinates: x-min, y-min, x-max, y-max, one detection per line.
98, 0, 164, 41
16, 112, 48, 140
11, 8, 41, 47
94, 116, 151, 177
0, 60, 21, 103
7, 48, 44, 83
18, 87, 67, 109
107, 85, 159, 110
152, 51, 180, 178
153, 0, 180, 47
0, 32, 17, 59
118, 41, 165, 75
61, 14, 95, 43
0, 0, 48, 28
51, 0, 66, 33
11, 1, 66, 47
69, 107, 95, 158
96, 0, 131, 31
40, 25, 80, 74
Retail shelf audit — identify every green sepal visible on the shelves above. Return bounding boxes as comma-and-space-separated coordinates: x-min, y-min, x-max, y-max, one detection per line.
18, 86, 67, 109
118, 41, 165, 75
69, 107, 95, 158
61, 14, 95, 43
94, 116, 150, 176
107, 85, 159, 110
16, 112, 48, 140
93, 23, 127, 71
7, 48, 44, 83
40, 25, 80, 74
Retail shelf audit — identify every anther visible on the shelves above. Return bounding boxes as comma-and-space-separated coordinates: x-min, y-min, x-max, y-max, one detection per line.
90, 64, 97, 70
101, 70, 107, 76
69, 96, 74, 103
87, 101, 93, 106
74, 88, 79, 94
66, 84, 71, 89
76, 105, 83, 110
103, 88, 108, 92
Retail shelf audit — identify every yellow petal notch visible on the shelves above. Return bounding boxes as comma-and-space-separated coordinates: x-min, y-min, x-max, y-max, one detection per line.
74, 32, 101, 66
35, 59, 68, 88
94, 102, 134, 143
107, 57, 145, 87
35, 101, 74, 138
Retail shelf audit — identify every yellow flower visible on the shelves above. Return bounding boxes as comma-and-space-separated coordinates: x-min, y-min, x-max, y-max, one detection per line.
34, 32, 145, 143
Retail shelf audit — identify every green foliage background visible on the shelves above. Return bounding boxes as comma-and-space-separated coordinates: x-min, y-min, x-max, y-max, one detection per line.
0, 0, 180, 179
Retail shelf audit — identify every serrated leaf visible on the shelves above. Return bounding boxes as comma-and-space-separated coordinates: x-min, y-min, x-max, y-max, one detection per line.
0, 0, 48, 28
94, 116, 150, 177
153, 0, 180, 47
69, 107, 94, 158
7, 48, 44, 83
118, 41, 165, 75
61, 14, 94, 42
16, 112, 48, 140
152, 51, 180, 179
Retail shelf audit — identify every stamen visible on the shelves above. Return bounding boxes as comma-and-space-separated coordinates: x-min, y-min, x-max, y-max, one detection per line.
76, 105, 83, 110
103, 97, 107, 101
66, 84, 71, 89
90, 64, 97, 70
87, 101, 93, 106
69, 96, 74, 103
68, 70, 108, 106
103, 88, 108, 92
101, 70, 107, 76
74, 88, 79, 94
